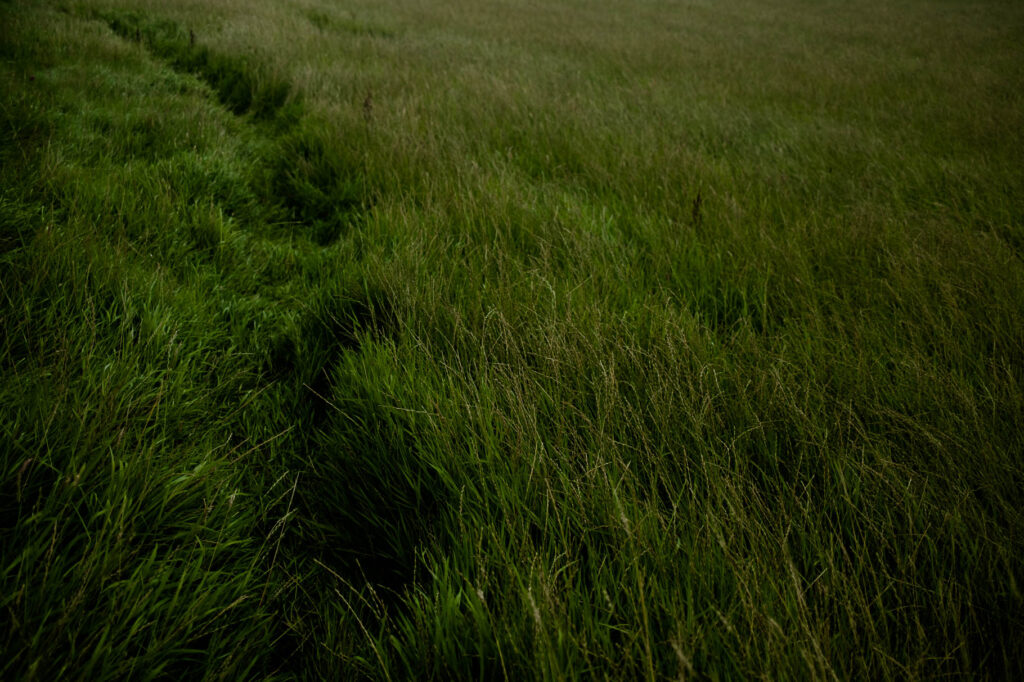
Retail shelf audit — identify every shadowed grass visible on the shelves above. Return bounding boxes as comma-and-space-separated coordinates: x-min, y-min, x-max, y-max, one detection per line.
103, 10, 296, 121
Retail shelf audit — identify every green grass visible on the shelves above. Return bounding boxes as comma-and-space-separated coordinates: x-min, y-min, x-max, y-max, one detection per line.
2, 0, 1023, 679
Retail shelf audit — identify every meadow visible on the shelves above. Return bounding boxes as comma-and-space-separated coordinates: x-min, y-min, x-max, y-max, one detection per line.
2, 0, 1023, 678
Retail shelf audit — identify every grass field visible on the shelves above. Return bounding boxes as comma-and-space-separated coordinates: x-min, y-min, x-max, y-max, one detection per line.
2, 0, 1023, 678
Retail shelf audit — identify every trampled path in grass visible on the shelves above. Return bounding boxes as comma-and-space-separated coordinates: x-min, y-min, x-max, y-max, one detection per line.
2, 0, 1023, 679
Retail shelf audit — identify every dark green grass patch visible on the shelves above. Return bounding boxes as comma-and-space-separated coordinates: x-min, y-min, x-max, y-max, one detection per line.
103, 11, 297, 122
270, 121, 374, 245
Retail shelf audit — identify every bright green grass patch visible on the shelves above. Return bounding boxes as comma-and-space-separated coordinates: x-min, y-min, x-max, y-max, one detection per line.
2, 0, 1023, 679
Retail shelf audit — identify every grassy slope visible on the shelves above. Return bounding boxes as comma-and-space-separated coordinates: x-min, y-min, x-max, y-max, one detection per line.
2, 0, 1023, 679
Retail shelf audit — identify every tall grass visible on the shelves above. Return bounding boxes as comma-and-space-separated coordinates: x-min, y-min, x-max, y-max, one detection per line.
2, 0, 1023, 678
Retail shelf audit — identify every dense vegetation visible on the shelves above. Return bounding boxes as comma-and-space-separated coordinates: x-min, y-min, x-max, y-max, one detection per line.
2, 0, 1022, 678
